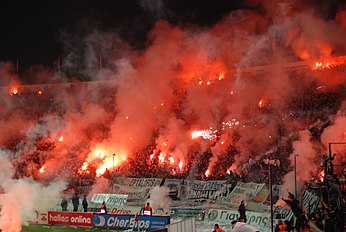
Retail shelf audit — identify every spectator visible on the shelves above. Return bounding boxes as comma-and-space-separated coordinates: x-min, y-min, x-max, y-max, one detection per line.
238, 200, 247, 222
281, 193, 308, 231
72, 192, 79, 212
82, 195, 88, 212
61, 197, 68, 211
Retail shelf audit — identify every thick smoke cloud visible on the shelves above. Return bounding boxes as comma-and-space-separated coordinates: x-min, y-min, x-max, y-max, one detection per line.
0, 2, 345, 227
0, 150, 66, 232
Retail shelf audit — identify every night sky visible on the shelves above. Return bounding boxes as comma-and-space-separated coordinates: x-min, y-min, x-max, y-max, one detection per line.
0, 0, 343, 71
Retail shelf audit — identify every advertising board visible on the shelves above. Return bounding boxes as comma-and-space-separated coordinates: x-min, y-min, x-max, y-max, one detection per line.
93, 214, 170, 230
48, 211, 93, 227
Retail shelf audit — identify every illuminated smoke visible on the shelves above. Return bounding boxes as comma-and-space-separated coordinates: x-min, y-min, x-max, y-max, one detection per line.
0, 0, 345, 200
0, 150, 66, 232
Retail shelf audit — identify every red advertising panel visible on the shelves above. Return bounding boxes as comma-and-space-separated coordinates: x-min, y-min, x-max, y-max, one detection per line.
48, 211, 93, 227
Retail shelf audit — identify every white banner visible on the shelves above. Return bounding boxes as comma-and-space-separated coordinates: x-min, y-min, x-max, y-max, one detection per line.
90, 193, 128, 206
115, 177, 163, 188
112, 184, 151, 200
206, 208, 269, 228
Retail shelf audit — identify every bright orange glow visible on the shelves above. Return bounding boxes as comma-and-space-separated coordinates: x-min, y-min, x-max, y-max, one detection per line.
221, 141, 225, 145
198, 81, 203, 85
10, 87, 19, 95
226, 164, 237, 174
178, 161, 183, 171
258, 99, 266, 108
150, 154, 154, 160
129, 137, 133, 141
319, 170, 325, 182
218, 73, 225, 80
125, 116, 129, 120
206, 81, 211, 85
169, 157, 175, 164
38, 90, 43, 95
81, 162, 88, 171
122, 155, 127, 161
39, 166, 45, 173
205, 169, 210, 177
160, 102, 164, 106
58, 136, 63, 142
158, 153, 165, 163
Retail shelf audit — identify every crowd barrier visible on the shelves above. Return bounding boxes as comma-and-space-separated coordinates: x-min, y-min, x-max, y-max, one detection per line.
165, 218, 195, 232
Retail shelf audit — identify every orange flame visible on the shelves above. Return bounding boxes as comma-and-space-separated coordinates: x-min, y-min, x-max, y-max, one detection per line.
38, 90, 43, 95
10, 87, 19, 95
319, 170, 325, 182
205, 169, 210, 178
178, 161, 183, 171
58, 136, 63, 142
39, 166, 45, 173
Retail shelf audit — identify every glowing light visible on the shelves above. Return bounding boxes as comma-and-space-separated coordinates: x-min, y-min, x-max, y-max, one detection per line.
218, 73, 225, 80
81, 162, 88, 171
150, 154, 154, 160
205, 169, 210, 178
163, 142, 168, 146
230, 91, 234, 95
122, 155, 127, 161
11, 87, 19, 95
198, 81, 203, 85
319, 170, 325, 182
221, 141, 225, 145
58, 136, 63, 142
207, 81, 211, 85
158, 153, 165, 163
160, 102, 164, 106
178, 161, 183, 171
39, 166, 45, 173
38, 90, 43, 95
191, 130, 217, 140
125, 116, 129, 120
221, 119, 240, 130
226, 164, 237, 174
169, 157, 175, 164
258, 99, 264, 108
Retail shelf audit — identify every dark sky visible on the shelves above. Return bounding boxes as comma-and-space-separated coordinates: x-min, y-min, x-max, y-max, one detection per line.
0, 0, 241, 70
0, 0, 343, 71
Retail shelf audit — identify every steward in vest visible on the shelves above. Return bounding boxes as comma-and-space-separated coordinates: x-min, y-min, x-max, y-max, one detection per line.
143, 202, 152, 216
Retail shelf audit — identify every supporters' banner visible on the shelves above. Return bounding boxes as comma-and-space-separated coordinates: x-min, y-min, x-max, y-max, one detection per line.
162, 179, 182, 199
90, 194, 128, 206
181, 180, 227, 191
169, 207, 204, 219
115, 177, 163, 188
112, 184, 151, 201
206, 208, 269, 228
179, 180, 228, 201
48, 211, 93, 227
218, 182, 268, 210
301, 189, 320, 215
27, 210, 48, 225
93, 214, 170, 230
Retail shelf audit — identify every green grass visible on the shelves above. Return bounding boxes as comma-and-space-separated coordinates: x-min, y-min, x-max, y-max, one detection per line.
21, 224, 125, 232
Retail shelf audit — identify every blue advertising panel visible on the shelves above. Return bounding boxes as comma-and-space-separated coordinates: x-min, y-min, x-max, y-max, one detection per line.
93, 214, 170, 230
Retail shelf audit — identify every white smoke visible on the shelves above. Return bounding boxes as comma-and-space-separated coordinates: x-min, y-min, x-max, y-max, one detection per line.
148, 186, 171, 213
0, 150, 66, 232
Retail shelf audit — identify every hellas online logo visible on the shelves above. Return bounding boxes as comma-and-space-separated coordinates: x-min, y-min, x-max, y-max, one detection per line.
50, 214, 91, 224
